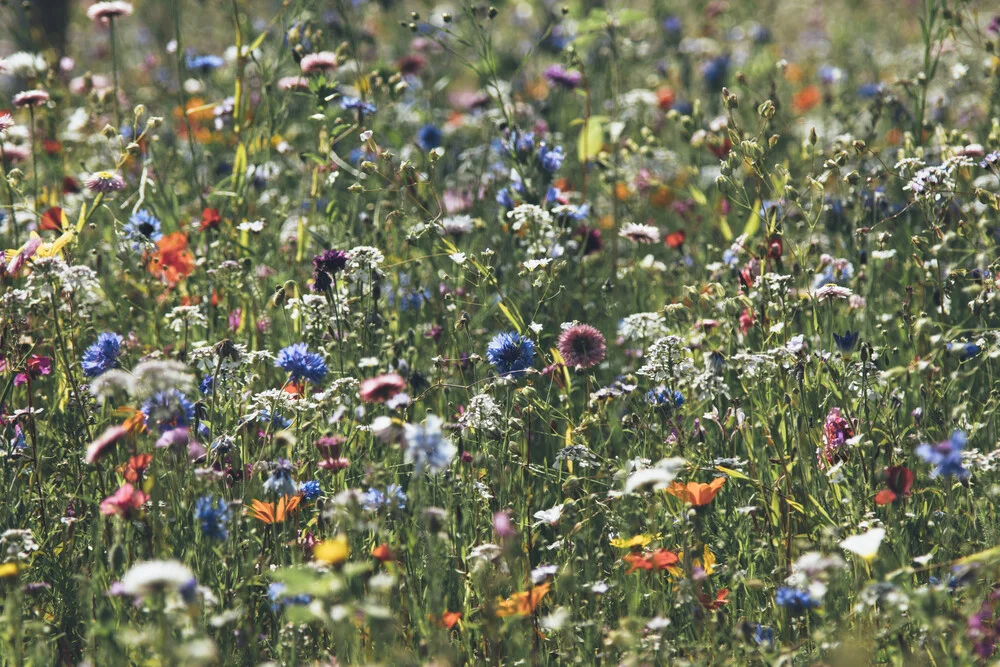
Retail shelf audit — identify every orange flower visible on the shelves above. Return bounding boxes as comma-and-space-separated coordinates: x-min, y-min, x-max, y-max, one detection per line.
666, 477, 725, 506
371, 544, 395, 563
623, 549, 679, 574
119, 407, 147, 437
792, 85, 822, 114
148, 232, 195, 286
434, 611, 462, 629
656, 86, 675, 110
495, 582, 551, 618
118, 453, 152, 483
249, 495, 302, 524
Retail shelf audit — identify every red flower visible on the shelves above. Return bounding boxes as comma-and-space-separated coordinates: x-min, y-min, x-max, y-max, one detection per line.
623, 549, 679, 574
371, 544, 396, 563
698, 588, 729, 610
119, 453, 153, 483
739, 308, 755, 334
147, 232, 195, 285
768, 236, 783, 259
665, 230, 686, 249
40, 207, 65, 232
199, 208, 221, 231
875, 466, 914, 505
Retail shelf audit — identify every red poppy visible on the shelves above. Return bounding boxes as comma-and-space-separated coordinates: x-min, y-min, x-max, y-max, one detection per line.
43, 139, 62, 155
656, 86, 675, 110
792, 85, 822, 114
875, 466, 914, 505
147, 232, 195, 286
623, 549, 679, 574
665, 230, 686, 249
62, 176, 81, 194
768, 236, 783, 259
199, 207, 221, 231
698, 588, 729, 610
40, 207, 66, 232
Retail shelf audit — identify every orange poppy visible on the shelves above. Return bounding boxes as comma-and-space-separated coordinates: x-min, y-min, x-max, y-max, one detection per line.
249, 495, 302, 524
792, 85, 822, 114
119, 453, 152, 483
371, 544, 395, 563
495, 582, 551, 618
666, 477, 725, 506
656, 86, 675, 110
623, 548, 679, 574
148, 232, 195, 286
433, 611, 462, 629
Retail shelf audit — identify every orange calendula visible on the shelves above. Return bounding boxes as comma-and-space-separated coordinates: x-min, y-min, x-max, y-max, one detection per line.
495, 582, 551, 618
666, 476, 725, 505
249, 495, 302, 524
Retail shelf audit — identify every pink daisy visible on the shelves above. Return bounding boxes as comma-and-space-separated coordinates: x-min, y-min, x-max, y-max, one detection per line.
300, 52, 338, 75
85, 171, 126, 193
86, 1, 134, 22
359, 373, 407, 403
12, 89, 50, 109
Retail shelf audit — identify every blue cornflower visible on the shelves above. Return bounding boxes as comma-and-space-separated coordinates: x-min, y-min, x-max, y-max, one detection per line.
299, 480, 322, 500
185, 53, 226, 73
663, 16, 682, 36
141, 389, 196, 433
753, 624, 775, 648
486, 332, 537, 378
82, 332, 124, 377
947, 341, 981, 361
416, 124, 442, 151
404, 415, 456, 475
916, 430, 970, 480
194, 495, 230, 540
775, 587, 819, 615
268, 582, 311, 612
857, 83, 883, 98
646, 386, 684, 409
496, 188, 516, 209
833, 330, 859, 353
199, 375, 214, 395
702, 55, 729, 90
121, 209, 163, 250
257, 409, 293, 430
275, 343, 327, 384
263, 459, 298, 497
364, 484, 407, 511
537, 143, 565, 173
341, 96, 376, 114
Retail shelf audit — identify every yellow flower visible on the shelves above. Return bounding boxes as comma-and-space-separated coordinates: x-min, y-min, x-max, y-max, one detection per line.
610, 533, 660, 549
314, 535, 350, 565
0, 562, 19, 578
667, 545, 716, 578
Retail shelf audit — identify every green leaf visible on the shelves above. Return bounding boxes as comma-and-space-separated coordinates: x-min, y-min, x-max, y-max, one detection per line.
743, 199, 762, 238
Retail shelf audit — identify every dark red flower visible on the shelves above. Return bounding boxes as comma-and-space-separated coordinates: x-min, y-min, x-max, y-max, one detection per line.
875, 466, 914, 505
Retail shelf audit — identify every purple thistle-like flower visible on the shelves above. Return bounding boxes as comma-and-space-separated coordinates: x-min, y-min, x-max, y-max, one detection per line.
12, 90, 50, 109
85, 171, 126, 193
557, 324, 607, 370
818, 407, 853, 468
544, 65, 582, 89
0, 112, 14, 138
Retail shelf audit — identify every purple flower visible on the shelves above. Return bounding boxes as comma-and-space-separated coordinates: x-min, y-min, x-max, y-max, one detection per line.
544, 65, 582, 89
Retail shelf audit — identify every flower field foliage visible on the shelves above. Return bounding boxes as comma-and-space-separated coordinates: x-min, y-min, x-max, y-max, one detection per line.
4, 0, 1000, 664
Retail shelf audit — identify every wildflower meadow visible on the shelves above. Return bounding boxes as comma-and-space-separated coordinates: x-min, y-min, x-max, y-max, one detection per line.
3, 0, 1000, 664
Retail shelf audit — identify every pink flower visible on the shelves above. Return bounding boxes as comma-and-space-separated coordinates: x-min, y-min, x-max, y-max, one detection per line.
300, 52, 338, 74
100, 483, 148, 517
818, 407, 854, 468
12, 90, 49, 109
86, 1, 133, 22
278, 76, 311, 91
557, 324, 607, 370
359, 373, 407, 403
85, 426, 127, 464
0, 111, 13, 138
